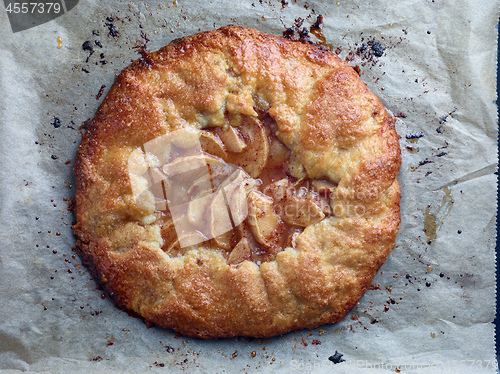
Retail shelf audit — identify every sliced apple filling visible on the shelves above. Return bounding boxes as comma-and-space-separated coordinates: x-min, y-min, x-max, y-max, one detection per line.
147, 115, 336, 265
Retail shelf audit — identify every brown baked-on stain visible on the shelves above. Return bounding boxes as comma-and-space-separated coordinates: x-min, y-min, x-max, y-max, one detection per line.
423, 186, 453, 245
423, 207, 437, 244
73, 26, 401, 339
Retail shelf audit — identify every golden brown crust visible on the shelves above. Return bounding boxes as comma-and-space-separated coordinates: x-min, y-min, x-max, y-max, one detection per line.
74, 26, 401, 338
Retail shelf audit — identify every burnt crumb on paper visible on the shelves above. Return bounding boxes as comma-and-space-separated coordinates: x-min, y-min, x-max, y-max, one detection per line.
282, 15, 333, 50
311, 14, 324, 30
78, 16, 124, 72
356, 40, 385, 57
75, 14, 156, 76
82, 40, 93, 52
140, 30, 150, 45
132, 31, 151, 54
282, 17, 310, 43
406, 273, 414, 283
439, 108, 457, 124
328, 351, 345, 364
81, 39, 107, 69
105, 16, 120, 38
298, 27, 310, 44
283, 27, 295, 40
406, 132, 424, 139
436, 108, 457, 133
174, 358, 189, 369
345, 37, 387, 66
96, 85, 106, 100
418, 158, 434, 166
52, 117, 62, 128
434, 151, 447, 157
165, 345, 176, 353
387, 297, 397, 306
82, 40, 94, 62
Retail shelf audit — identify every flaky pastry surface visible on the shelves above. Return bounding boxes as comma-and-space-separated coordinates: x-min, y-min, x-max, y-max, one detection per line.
74, 26, 401, 338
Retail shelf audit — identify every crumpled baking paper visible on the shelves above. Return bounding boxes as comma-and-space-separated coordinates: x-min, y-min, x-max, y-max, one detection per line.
0, 0, 497, 373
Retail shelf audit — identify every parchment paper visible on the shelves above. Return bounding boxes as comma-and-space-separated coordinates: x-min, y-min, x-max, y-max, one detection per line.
0, 0, 497, 373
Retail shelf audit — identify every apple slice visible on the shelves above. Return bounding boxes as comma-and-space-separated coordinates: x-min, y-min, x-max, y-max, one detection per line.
262, 178, 289, 203
177, 230, 208, 248
213, 229, 238, 251
187, 190, 212, 224
227, 237, 253, 265
162, 154, 211, 181
247, 190, 284, 248
161, 218, 178, 252
206, 189, 234, 240
165, 238, 181, 255
215, 125, 247, 153
186, 161, 235, 198
280, 195, 325, 227
312, 179, 337, 193
220, 169, 260, 227
228, 117, 269, 178
200, 131, 228, 159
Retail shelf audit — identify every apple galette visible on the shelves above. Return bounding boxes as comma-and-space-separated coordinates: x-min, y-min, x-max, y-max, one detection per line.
74, 26, 401, 338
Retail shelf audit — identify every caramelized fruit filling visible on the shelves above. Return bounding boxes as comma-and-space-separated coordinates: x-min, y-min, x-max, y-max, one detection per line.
154, 114, 336, 265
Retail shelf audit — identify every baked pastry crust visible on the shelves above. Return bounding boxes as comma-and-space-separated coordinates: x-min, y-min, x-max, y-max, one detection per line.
74, 26, 401, 338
